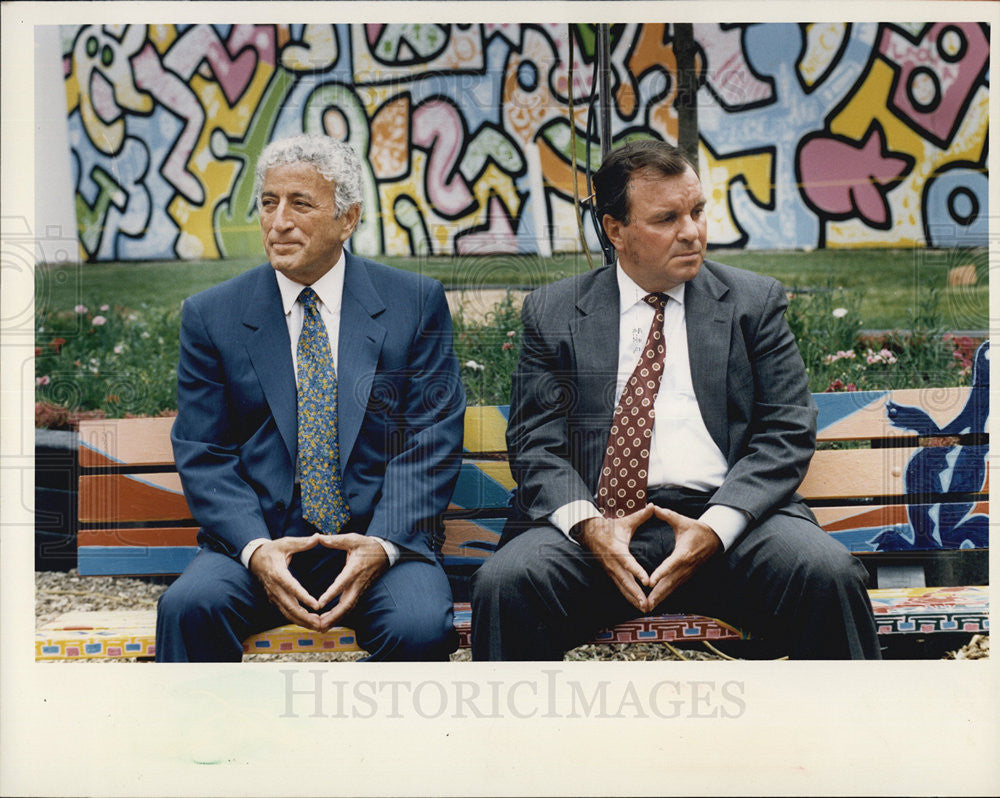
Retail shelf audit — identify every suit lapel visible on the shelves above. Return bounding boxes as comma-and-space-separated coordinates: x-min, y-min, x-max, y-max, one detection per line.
570, 266, 621, 477
242, 266, 297, 464
684, 265, 733, 456
571, 267, 621, 419
336, 253, 386, 466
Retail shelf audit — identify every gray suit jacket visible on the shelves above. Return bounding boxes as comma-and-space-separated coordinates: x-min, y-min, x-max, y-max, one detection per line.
503, 259, 817, 543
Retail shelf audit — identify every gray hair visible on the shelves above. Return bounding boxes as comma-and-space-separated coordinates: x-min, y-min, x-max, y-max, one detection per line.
254, 134, 364, 218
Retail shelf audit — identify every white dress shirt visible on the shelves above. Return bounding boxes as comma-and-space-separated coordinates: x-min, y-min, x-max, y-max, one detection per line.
239, 254, 400, 568
549, 264, 749, 550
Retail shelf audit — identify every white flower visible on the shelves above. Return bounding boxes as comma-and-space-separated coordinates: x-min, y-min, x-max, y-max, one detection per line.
832, 307, 848, 318
92, 315, 107, 326
74, 304, 88, 314
113, 344, 125, 354
463, 360, 486, 371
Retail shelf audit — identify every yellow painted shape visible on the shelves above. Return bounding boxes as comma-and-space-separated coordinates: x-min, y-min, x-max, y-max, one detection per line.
166, 33, 279, 260
800, 24, 848, 87
469, 460, 516, 491
370, 96, 411, 180
463, 406, 508, 452
244, 624, 362, 654
380, 153, 522, 256
701, 144, 773, 244
825, 61, 988, 247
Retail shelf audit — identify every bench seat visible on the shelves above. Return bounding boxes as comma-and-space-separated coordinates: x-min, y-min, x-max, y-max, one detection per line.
35, 586, 989, 660
39, 347, 989, 660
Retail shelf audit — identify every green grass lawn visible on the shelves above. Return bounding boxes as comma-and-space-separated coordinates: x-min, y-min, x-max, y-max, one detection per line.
35, 247, 989, 331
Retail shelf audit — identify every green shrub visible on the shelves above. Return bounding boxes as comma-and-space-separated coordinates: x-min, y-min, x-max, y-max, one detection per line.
785, 285, 974, 393
35, 301, 180, 424
33, 286, 980, 426
452, 290, 523, 405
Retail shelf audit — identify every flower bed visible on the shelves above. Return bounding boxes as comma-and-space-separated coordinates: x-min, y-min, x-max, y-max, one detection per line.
35, 288, 980, 426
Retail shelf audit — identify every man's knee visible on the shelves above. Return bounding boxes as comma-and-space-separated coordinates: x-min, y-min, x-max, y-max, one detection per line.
471, 545, 537, 608
365, 602, 456, 660
157, 577, 223, 635
806, 538, 871, 592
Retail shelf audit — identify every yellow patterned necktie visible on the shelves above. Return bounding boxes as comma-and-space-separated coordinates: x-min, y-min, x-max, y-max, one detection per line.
296, 287, 349, 534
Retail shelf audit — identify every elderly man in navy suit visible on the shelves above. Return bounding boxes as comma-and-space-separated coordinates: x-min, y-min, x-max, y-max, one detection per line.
156, 134, 465, 661
471, 139, 880, 660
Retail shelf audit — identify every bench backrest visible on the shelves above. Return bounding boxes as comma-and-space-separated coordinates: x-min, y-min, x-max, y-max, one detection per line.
77, 349, 989, 578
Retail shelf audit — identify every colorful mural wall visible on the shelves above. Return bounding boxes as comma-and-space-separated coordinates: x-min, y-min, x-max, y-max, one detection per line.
62, 22, 989, 261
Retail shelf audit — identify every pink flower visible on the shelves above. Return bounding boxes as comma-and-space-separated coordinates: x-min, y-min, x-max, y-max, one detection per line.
36, 375, 50, 387
502, 342, 513, 351
74, 304, 88, 314
100, 304, 110, 311
823, 350, 856, 365
506, 330, 516, 338
92, 316, 107, 326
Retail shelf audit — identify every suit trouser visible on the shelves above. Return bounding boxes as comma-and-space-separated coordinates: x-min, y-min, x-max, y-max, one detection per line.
471, 490, 882, 660
155, 541, 457, 662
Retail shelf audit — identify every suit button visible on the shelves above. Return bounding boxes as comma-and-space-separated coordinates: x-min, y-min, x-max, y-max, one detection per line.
276, 501, 286, 512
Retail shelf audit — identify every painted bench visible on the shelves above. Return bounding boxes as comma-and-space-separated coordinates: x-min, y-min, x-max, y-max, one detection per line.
37, 347, 989, 659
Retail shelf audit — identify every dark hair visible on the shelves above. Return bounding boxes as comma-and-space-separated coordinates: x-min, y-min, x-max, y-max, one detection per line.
593, 139, 697, 224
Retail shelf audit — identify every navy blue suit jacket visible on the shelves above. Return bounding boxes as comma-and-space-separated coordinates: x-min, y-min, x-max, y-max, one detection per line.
170, 253, 466, 563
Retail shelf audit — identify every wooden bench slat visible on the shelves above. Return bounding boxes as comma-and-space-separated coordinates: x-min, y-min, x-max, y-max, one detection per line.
79, 473, 188, 523
799, 446, 987, 501
78, 527, 198, 548
77, 545, 200, 577
79, 417, 177, 466
814, 386, 984, 442
814, 502, 989, 552
74, 388, 983, 467
77, 445, 988, 525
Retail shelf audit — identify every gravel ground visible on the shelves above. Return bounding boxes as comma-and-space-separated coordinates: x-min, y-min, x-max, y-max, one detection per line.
36, 570, 988, 662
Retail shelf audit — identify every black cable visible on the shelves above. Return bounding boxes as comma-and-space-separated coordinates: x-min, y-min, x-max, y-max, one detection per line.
585, 53, 614, 266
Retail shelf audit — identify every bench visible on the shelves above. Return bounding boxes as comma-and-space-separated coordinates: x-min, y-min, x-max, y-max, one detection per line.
37, 345, 989, 659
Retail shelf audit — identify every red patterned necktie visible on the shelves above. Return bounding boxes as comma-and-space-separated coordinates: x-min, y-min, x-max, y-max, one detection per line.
597, 292, 669, 518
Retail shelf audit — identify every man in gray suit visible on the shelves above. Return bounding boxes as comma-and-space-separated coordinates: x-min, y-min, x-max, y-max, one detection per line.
471, 140, 880, 660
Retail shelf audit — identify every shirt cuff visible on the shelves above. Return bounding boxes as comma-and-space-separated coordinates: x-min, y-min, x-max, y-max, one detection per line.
371, 537, 400, 567
241, 536, 400, 568
549, 500, 603, 543
240, 538, 270, 569
699, 504, 749, 551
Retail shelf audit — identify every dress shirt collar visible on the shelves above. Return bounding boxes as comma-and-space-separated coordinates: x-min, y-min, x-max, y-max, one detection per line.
615, 262, 686, 314
274, 250, 347, 315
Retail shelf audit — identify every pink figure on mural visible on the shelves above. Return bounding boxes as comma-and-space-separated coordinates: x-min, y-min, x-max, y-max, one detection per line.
880, 23, 989, 148
412, 99, 476, 218
798, 122, 914, 228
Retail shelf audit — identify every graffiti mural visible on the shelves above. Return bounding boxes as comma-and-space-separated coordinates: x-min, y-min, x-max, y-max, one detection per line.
62, 22, 989, 261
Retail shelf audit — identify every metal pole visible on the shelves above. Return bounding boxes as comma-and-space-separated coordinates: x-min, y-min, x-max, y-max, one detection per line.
596, 24, 614, 264
597, 24, 613, 157
674, 23, 699, 172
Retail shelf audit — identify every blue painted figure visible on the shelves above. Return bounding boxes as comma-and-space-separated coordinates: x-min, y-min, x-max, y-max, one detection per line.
873, 342, 989, 551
